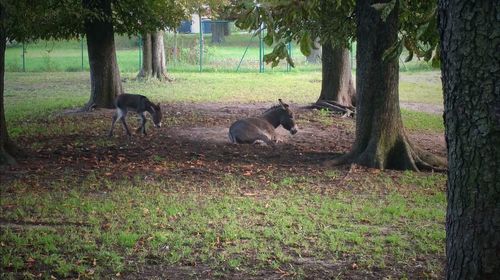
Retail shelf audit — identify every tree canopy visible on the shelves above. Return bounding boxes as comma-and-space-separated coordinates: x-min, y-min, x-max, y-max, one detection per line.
1, 0, 187, 42
233, 0, 439, 67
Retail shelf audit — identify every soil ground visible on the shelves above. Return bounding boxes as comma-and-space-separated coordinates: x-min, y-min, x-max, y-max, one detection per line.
1, 102, 446, 279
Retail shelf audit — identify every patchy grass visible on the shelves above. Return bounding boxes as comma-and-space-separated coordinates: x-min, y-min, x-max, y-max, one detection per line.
1, 171, 446, 279
399, 71, 443, 105
4, 71, 443, 136
5, 33, 438, 74
1, 70, 446, 278
401, 109, 444, 132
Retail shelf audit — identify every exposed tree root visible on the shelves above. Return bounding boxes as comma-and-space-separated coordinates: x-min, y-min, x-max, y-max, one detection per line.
309, 100, 356, 117
0, 140, 24, 167
136, 72, 173, 82
83, 102, 97, 112
0, 148, 16, 166
324, 135, 447, 172
410, 145, 448, 172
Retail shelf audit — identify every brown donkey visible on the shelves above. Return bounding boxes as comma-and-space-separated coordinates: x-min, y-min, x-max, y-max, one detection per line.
228, 99, 298, 145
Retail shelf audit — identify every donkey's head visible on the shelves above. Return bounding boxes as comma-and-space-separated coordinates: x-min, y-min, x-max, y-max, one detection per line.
278, 99, 298, 135
150, 103, 163, 128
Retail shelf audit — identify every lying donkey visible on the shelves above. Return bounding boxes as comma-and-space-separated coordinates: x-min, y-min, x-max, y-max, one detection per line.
108, 93, 162, 137
229, 99, 298, 145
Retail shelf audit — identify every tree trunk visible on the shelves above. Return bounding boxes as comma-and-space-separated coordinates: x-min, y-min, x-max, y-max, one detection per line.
439, 0, 500, 278
0, 4, 21, 166
223, 22, 231, 36
138, 33, 152, 78
306, 38, 322, 64
137, 31, 169, 81
83, 0, 122, 110
330, 0, 445, 171
211, 22, 225, 44
317, 41, 356, 107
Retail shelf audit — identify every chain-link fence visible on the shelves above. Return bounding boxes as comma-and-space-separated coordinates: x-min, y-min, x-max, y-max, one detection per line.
5, 20, 436, 74
4, 22, 334, 74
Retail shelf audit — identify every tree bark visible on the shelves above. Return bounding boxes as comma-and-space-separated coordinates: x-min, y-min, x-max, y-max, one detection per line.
306, 38, 322, 64
439, 0, 500, 278
138, 33, 152, 78
317, 41, 356, 107
223, 22, 230, 36
137, 31, 169, 81
211, 22, 225, 44
329, 0, 445, 171
0, 4, 21, 166
83, 0, 122, 110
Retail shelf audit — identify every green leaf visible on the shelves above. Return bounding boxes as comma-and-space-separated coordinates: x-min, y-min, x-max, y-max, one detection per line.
371, 0, 396, 22
382, 38, 403, 62
416, 23, 429, 39
286, 55, 295, 68
299, 32, 312, 56
423, 48, 433, 62
271, 59, 280, 68
404, 50, 413, 62
263, 33, 273, 46
431, 56, 440, 68
431, 44, 441, 68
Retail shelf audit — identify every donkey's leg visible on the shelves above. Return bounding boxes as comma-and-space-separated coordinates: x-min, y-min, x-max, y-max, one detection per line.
252, 135, 275, 147
136, 112, 147, 135
121, 118, 132, 137
117, 109, 132, 137
108, 112, 118, 137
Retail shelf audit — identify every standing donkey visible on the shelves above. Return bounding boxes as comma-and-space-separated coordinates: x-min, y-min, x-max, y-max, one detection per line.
108, 93, 162, 137
229, 99, 298, 145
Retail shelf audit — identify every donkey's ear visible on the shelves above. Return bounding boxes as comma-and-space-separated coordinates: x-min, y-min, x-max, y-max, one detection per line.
156, 103, 161, 109
278, 99, 289, 108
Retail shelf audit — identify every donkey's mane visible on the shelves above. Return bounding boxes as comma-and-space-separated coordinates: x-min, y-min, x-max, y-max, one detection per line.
263, 104, 283, 114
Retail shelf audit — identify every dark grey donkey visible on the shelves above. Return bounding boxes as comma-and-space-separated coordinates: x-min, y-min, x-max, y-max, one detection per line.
108, 93, 162, 137
229, 99, 298, 145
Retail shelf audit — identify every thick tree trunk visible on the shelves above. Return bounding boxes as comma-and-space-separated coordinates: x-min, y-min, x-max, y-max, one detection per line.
137, 31, 169, 81
0, 5, 21, 166
83, 0, 122, 110
439, 0, 500, 278
330, 0, 445, 171
317, 41, 356, 107
138, 33, 152, 78
306, 38, 322, 64
151, 31, 167, 79
211, 22, 225, 44
223, 22, 230, 36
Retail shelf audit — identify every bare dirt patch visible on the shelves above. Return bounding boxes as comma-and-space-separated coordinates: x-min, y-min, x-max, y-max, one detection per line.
1, 102, 446, 279
400, 102, 443, 115
2, 102, 446, 187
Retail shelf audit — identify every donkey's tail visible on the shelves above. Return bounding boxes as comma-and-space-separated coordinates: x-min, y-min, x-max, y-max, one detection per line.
228, 131, 237, 144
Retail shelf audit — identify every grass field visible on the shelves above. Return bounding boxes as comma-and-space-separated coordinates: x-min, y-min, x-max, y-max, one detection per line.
4, 71, 444, 137
5, 33, 436, 73
1, 70, 446, 279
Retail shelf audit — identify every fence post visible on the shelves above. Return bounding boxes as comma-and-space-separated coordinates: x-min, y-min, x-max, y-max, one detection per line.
259, 25, 264, 73
287, 42, 292, 72
199, 13, 203, 72
81, 36, 84, 70
138, 35, 142, 71
22, 42, 26, 72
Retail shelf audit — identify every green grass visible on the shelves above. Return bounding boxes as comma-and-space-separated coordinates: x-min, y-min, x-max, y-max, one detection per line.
5, 33, 437, 74
401, 109, 444, 132
4, 71, 444, 135
399, 71, 443, 104
1, 173, 446, 278
1, 67, 446, 278
5, 33, 314, 73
